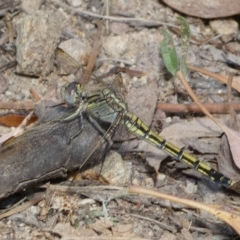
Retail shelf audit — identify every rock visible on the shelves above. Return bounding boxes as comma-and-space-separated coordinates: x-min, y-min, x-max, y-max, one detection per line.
102, 35, 129, 58
16, 11, 62, 76
83, 150, 132, 186
160, 231, 177, 240
210, 19, 238, 43
99, 151, 132, 186
21, 0, 43, 14
67, 0, 83, 7
110, 22, 129, 35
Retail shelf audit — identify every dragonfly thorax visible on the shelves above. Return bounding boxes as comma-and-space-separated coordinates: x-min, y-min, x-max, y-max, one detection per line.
102, 88, 127, 113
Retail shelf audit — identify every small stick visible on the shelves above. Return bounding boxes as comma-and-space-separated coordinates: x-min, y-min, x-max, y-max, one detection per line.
157, 102, 240, 114
81, 20, 102, 85
0, 101, 35, 110
105, 0, 109, 35
50, 0, 178, 28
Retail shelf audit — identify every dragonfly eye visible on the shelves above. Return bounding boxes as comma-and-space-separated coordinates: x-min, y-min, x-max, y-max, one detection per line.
62, 82, 83, 106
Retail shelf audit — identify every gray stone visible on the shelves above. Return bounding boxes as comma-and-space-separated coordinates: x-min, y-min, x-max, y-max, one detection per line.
21, 0, 43, 14
16, 11, 62, 76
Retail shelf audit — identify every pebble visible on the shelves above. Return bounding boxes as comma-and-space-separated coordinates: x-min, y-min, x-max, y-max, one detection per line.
145, 177, 154, 188
102, 35, 129, 58
165, 117, 172, 123
110, 22, 129, 35
210, 19, 238, 43
132, 177, 141, 186
29, 206, 40, 216
84, 151, 132, 186
160, 231, 177, 240
67, 0, 82, 7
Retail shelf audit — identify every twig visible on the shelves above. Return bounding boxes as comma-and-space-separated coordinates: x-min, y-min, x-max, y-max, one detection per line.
157, 102, 240, 113
50, 0, 179, 28
130, 213, 177, 233
177, 71, 222, 128
0, 60, 17, 72
98, 66, 146, 79
0, 197, 26, 215
4, 12, 14, 43
0, 83, 45, 110
96, 57, 133, 66
0, 101, 35, 110
29, 87, 42, 101
105, 0, 109, 35
81, 20, 102, 85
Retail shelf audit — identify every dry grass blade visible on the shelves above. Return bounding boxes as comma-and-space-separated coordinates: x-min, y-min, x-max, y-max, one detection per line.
157, 102, 240, 113
50, 0, 178, 28
0, 194, 44, 220
188, 64, 240, 93
0, 101, 35, 110
29, 87, 42, 101
0, 111, 35, 145
129, 186, 240, 235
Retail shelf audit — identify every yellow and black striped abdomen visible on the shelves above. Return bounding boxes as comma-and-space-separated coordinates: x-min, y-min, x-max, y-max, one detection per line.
124, 112, 233, 188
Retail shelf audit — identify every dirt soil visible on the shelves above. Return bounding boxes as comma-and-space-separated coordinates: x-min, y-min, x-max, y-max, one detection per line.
0, 0, 240, 239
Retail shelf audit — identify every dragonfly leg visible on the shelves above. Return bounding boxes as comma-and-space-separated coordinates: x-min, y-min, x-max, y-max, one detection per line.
88, 114, 113, 145
68, 113, 84, 144
60, 103, 86, 122
79, 114, 122, 170
52, 102, 87, 144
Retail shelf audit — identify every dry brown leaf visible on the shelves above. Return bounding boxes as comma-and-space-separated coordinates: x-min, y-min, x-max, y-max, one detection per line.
218, 75, 240, 181
218, 135, 240, 181
219, 125, 240, 169
160, 117, 223, 147
162, 0, 240, 18
0, 114, 37, 127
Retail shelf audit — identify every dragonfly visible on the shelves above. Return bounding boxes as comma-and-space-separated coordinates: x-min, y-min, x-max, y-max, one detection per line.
61, 73, 235, 190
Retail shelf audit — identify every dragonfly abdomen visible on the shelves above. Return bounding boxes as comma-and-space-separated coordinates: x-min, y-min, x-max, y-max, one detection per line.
123, 112, 233, 188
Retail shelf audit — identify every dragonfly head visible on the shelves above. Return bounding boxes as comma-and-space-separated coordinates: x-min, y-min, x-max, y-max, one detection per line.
62, 82, 84, 106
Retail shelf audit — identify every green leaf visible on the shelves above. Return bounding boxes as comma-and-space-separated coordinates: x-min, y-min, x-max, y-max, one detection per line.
160, 28, 178, 77
177, 16, 190, 76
